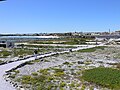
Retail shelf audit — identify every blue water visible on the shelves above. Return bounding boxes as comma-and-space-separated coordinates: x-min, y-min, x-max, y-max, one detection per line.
0, 36, 40, 39
0, 36, 59, 41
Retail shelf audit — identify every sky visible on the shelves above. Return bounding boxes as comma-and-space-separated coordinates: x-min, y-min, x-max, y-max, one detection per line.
0, 0, 120, 33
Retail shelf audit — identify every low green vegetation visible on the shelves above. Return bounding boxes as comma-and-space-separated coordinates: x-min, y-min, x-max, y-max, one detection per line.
60, 81, 66, 87
0, 48, 35, 58
44, 59, 50, 62
9, 74, 16, 79
13, 70, 20, 74
62, 38, 87, 45
13, 48, 33, 57
0, 60, 4, 64
17, 68, 66, 90
30, 41, 55, 44
82, 67, 120, 89
50, 68, 65, 77
69, 82, 75, 87
78, 46, 106, 52
53, 68, 64, 73
25, 59, 40, 65
63, 61, 70, 65
37, 69, 49, 75
81, 85, 86, 90
23, 45, 75, 48
9, 70, 20, 79
0, 51, 11, 58
29, 37, 91, 45
19, 74, 55, 89
14, 67, 70, 90
32, 72, 38, 76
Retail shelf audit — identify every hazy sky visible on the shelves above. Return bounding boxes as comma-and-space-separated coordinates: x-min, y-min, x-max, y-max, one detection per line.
0, 0, 120, 33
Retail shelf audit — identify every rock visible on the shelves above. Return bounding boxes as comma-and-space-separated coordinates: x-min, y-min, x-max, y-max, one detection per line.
78, 61, 84, 64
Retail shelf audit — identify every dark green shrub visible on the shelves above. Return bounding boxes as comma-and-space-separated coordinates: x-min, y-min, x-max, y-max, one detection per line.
32, 72, 38, 76
63, 62, 70, 65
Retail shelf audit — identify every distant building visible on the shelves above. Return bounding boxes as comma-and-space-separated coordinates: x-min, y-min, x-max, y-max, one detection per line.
0, 40, 14, 48
95, 35, 120, 41
115, 30, 120, 35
